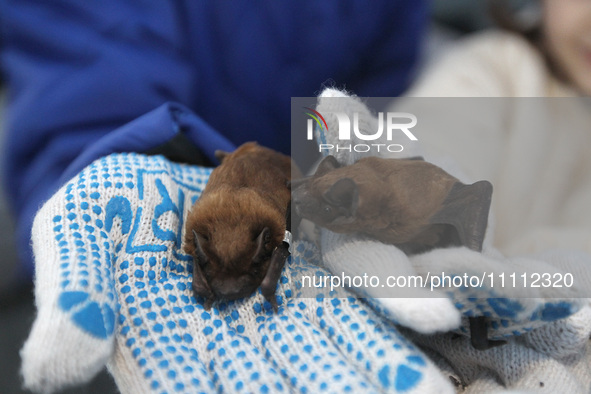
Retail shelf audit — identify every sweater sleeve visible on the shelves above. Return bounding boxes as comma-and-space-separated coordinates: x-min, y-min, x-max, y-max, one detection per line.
406, 30, 554, 98
393, 31, 567, 185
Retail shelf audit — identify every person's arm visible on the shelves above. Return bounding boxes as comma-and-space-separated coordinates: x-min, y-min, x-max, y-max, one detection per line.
0, 0, 428, 276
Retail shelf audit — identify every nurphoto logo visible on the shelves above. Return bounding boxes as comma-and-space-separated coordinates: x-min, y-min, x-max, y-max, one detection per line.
304, 107, 418, 153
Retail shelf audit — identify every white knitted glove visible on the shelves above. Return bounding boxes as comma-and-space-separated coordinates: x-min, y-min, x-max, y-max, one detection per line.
21, 153, 455, 394
409, 246, 590, 339
319, 232, 462, 334
310, 88, 461, 334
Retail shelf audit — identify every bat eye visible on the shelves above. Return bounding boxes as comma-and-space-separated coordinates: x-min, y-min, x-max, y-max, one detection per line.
323, 206, 332, 214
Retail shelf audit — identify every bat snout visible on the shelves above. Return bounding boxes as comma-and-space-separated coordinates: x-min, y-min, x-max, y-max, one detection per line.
210, 275, 259, 301
192, 274, 256, 309
215, 287, 254, 301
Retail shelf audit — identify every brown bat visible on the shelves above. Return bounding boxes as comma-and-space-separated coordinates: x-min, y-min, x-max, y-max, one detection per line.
184, 142, 300, 310
292, 155, 493, 255
292, 154, 502, 349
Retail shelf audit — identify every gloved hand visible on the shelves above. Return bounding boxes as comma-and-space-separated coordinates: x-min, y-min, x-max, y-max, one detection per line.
309, 88, 591, 392
21, 153, 455, 394
311, 88, 462, 335
410, 246, 590, 341
313, 88, 589, 341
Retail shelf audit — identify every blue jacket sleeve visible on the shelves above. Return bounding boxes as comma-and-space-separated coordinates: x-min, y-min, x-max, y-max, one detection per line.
0, 0, 428, 276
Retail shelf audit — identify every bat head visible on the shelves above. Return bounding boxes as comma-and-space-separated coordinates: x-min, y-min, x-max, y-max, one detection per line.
184, 188, 284, 307
291, 155, 360, 231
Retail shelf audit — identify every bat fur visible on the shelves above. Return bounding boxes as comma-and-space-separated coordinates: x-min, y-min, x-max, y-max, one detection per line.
184, 142, 300, 309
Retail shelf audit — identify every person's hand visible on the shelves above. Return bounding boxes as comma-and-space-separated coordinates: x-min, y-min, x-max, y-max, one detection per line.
409, 246, 590, 340
313, 87, 588, 345
21, 153, 455, 393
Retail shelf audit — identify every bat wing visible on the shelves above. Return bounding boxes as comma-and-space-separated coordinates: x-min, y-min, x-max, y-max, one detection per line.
429, 181, 503, 350
429, 180, 493, 252
427, 180, 506, 351
261, 200, 300, 311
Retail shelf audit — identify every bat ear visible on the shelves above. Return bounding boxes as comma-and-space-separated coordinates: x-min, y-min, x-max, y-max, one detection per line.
191, 230, 215, 307
253, 227, 271, 264
287, 176, 310, 189
192, 229, 209, 263
324, 178, 359, 218
215, 150, 230, 163
315, 155, 340, 177
430, 180, 493, 252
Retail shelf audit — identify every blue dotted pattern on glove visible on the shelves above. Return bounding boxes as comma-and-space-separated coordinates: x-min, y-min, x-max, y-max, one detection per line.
53, 155, 209, 341
50, 153, 439, 392
447, 286, 580, 340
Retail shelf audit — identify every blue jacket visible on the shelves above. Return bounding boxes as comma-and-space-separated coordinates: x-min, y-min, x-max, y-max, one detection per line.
0, 1, 427, 277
